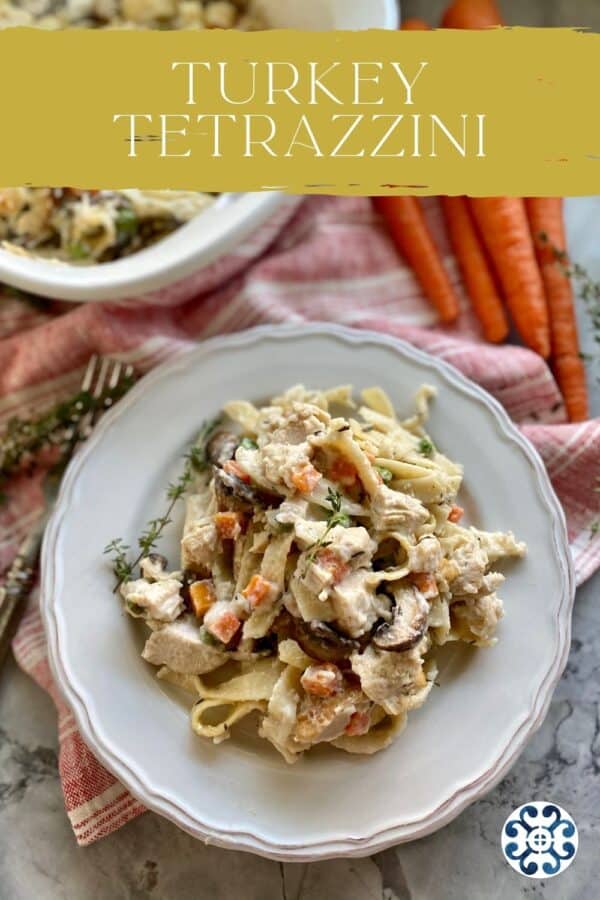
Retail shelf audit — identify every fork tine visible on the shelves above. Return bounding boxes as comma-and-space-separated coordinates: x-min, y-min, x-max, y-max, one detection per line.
80, 355, 99, 393
91, 359, 128, 428
107, 361, 123, 390
76, 355, 133, 443
93, 357, 111, 399
77, 355, 109, 439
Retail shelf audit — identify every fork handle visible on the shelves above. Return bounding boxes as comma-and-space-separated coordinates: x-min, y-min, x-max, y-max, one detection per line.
0, 520, 45, 669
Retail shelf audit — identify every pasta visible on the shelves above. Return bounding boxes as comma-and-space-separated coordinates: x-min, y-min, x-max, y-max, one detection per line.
118, 384, 526, 762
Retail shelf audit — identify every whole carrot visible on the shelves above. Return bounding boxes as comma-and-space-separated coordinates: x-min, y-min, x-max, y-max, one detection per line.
378, 16, 461, 325
470, 198, 550, 357
373, 196, 460, 324
441, 0, 504, 28
526, 198, 588, 421
441, 196, 508, 342
440, 1, 549, 356
400, 17, 431, 30
401, 16, 506, 341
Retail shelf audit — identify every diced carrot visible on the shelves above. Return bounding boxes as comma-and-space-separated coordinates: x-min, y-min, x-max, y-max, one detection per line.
223, 459, 251, 483
215, 511, 245, 540
206, 609, 241, 644
301, 663, 343, 698
411, 572, 438, 596
316, 548, 349, 585
189, 580, 216, 619
291, 463, 322, 494
448, 505, 464, 523
329, 457, 358, 487
242, 573, 276, 609
345, 710, 371, 736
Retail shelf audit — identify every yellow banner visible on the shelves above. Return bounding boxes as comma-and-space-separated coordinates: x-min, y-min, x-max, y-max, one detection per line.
0, 27, 598, 195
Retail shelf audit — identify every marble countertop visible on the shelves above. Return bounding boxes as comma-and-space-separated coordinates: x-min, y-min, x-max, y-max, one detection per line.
1, 6, 599, 897
0, 568, 598, 900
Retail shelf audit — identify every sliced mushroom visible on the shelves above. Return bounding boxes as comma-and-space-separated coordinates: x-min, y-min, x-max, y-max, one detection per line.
206, 430, 239, 466
373, 584, 429, 652
294, 619, 360, 663
213, 465, 279, 511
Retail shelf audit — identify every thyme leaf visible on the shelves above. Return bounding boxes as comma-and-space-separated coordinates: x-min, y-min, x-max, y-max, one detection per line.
104, 416, 221, 591
538, 232, 600, 384
303, 487, 350, 573
0, 366, 136, 498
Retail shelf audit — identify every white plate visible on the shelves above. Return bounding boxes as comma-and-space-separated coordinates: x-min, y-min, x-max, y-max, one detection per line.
40, 324, 574, 860
0, 0, 398, 303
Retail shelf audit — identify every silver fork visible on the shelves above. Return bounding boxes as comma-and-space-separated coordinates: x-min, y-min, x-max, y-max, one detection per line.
0, 355, 134, 668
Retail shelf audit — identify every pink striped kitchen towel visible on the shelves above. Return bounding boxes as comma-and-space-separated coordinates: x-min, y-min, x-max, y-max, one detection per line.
3, 195, 599, 845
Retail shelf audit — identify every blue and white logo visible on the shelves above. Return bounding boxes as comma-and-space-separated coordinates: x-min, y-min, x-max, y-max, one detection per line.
501, 802, 578, 878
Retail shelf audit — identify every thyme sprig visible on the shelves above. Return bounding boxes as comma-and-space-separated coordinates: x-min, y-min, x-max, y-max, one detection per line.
2, 283, 52, 312
104, 417, 221, 591
303, 487, 350, 572
0, 369, 136, 502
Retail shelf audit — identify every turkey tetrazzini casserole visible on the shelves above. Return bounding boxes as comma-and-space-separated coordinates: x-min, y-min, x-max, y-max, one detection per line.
0, 0, 264, 263
117, 384, 526, 762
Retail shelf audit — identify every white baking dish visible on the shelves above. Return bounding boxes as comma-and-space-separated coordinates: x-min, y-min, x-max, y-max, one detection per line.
0, 0, 399, 302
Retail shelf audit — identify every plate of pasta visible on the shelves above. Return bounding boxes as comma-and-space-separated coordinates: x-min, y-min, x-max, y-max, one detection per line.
41, 323, 573, 859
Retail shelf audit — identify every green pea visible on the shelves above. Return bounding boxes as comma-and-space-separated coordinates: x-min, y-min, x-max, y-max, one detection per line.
376, 466, 393, 484
199, 627, 219, 647
68, 241, 90, 260
116, 207, 139, 237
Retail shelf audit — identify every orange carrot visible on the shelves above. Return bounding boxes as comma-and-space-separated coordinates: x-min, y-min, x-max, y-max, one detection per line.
448, 504, 465, 523
469, 198, 550, 357
441, 0, 504, 28
391, 17, 460, 326
525, 198, 589, 421
373, 196, 460, 324
401, 17, 431, 30
441, 196, 508, 342
440, 3, 549, 356
223, 459, 251, 483
553, 356, 589, 423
